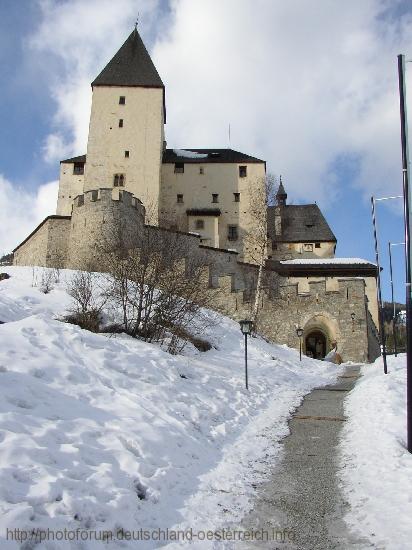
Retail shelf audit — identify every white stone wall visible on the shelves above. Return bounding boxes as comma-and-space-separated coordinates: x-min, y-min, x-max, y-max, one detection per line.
56, 163, 84, 216
13, 218, 71, 267
84, 86, 164, 224
160, 161, 266, 260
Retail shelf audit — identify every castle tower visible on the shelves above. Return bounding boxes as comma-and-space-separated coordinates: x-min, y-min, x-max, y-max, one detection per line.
84, 28, 166, 223
276, 176, 287, 206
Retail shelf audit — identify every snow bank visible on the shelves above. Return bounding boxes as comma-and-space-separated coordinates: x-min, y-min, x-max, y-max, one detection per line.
0, 267, 343, 549
340, 355, 412, 550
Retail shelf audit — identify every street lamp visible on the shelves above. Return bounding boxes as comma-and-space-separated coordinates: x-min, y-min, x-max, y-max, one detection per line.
239, 319, 253, 390
296, 327, 304, 361
351, 312, 356, 332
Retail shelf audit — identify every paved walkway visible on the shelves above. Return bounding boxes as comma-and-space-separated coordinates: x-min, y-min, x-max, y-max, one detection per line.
234, 365, 375, 550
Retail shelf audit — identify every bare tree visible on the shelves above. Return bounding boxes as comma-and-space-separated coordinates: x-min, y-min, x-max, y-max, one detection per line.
101, 227, 219, 352
243, 173, 277, 327
66, 271, 108, 332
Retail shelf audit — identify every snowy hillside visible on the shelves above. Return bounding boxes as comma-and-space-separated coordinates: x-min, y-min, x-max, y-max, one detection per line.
340, 354, 412, 550
0, 267, 343, 549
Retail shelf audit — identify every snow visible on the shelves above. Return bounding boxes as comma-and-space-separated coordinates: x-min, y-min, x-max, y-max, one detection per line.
280, 258, 375, 266
0, 266, 344, 549
173, 149, 208, 159
340, 354, 412, 549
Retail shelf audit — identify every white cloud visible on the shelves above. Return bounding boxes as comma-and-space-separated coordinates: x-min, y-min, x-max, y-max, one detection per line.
29, 0, 162, 162
152, 0, 412, 205
24, 0, 412, 207
0, 176, 58, 254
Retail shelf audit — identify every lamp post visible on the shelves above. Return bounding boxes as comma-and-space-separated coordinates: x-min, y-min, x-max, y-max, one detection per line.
398, 53, 412, 453
239, 319, 253, 390
351, 312, 356, 332
296, 327, 303, 361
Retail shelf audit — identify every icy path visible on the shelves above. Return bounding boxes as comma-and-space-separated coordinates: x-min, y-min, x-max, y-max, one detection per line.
233, 365, 374, 550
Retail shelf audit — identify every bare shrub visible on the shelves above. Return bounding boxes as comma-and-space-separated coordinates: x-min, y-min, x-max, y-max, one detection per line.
66, 271, 107, 332
102, 227, 219, 352
39, 269, 55, 294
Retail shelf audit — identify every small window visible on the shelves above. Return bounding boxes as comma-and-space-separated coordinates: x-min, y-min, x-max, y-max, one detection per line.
234, 192, 240, 202
91, 190, 98, 201
239, 166, 247, 177
303, 243, 313, 252
212, 193, 219, 203
73, 162, 84, 175
315, 242, 321, 248
272, 241, 278, 250
113, 174, 125, 187
177, 194, 184, 204
195, 219, 204, 229
199, 167, 204, 175
119, 119, 123, 128
119, 96, 125, 105
125, 150, 129, 158
228, 225, 238, 241
174, 162, 184, 173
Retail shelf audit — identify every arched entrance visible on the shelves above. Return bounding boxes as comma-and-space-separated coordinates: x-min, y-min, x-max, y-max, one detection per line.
305, 330, 327, 359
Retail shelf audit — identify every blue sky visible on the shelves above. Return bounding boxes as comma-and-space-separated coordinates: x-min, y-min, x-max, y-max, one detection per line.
0, 0, 411, 304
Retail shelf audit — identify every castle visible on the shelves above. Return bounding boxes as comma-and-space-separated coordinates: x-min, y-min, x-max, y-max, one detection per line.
13, 29, 380, 362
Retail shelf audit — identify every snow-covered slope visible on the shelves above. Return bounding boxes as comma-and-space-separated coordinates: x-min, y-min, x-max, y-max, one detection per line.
340, 355, 412, 550
0, 267, 343, 549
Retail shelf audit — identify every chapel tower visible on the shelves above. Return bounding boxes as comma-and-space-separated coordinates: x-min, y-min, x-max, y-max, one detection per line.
84, 28, 166, 223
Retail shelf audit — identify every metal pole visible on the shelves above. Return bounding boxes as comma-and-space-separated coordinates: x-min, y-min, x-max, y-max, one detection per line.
299, 337, 302, 361
397, 54, 412, 453
388, 242, 398, 356
244, 333, 248, 390
371, 196, 388, 374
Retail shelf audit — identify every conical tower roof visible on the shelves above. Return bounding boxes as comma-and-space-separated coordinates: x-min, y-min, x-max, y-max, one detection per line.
276, 176, 287, 203
92, 28, 164, 88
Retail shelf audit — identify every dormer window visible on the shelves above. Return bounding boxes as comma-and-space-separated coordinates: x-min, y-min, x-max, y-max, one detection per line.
113, 173, 125, 187
73, 162, 84, 175
119, 96, 126, 105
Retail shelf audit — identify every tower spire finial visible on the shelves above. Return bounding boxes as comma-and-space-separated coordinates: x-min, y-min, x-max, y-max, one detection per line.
134, 12, 139, 30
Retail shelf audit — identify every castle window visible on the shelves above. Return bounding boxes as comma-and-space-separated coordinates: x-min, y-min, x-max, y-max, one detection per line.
73, 162, 84, 175
199, 167, 204, 175
113, 173, 125, 187
125, 150, 129, 158
119, 96, 126, 105
212, 193, 219, 203
174, 162, 184, 173
195, 219, 204, 230
119, 119, 123, 127
228, 225, 238, 241
91, 190, 98, 201
177, 194, 184, 204
234, 192, 240, 202
315, 242, 321, 248
239, 166, 247, 178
